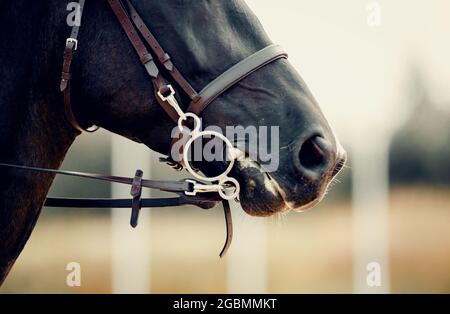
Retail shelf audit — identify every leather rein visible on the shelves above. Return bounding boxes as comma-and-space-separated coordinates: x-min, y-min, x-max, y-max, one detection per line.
0, 0, 288, 257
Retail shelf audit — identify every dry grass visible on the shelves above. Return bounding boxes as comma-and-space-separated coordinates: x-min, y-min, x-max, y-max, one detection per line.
0, 187, 449, 293
389, 187, 450, 293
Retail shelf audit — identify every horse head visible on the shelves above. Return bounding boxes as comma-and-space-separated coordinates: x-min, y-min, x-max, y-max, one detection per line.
72, 0, 346, 215
0, 0, 347, 284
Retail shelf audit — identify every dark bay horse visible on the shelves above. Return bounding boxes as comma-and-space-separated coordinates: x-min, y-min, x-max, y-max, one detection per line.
0, 0, 346, 284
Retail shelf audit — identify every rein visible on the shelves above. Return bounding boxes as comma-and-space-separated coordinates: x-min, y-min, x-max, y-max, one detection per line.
0, 162, 232, 257
0, 0, 288, 257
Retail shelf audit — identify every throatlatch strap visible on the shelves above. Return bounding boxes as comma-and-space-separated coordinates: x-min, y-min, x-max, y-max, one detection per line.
61, 0, 100, 133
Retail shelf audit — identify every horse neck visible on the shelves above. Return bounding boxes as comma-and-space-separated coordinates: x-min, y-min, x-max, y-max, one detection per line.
0, 1, 77, 284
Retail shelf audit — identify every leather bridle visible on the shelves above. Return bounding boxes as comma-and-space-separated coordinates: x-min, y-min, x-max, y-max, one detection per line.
0, 0, 288, 257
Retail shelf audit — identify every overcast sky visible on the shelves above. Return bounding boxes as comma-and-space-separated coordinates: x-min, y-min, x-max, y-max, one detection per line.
246, 0, 450, 140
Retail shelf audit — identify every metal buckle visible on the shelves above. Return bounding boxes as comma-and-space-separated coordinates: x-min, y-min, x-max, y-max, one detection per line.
129, 170, 144, 228
66, 38, 78, 50
184, 179, 197, 196
156, 85, 175, 102
184, 179, 224, 196
157, 85, 187, 121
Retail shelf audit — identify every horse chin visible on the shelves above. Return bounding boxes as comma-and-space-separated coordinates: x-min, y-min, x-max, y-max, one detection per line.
233, 158, 291, 217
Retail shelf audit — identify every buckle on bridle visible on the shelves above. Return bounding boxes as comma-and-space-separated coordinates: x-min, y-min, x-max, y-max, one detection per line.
130, 169, 143, 228
184, 179, 239, 200
66, 38, 78, 50
157, 85, 175, 101
184, 179, 224, 196
157, 85, 188, 121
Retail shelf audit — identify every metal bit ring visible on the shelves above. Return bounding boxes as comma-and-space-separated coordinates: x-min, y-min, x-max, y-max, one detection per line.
182, 130, 236, 183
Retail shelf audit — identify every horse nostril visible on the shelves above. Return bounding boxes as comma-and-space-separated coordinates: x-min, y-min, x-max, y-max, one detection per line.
298, 136, 330, 171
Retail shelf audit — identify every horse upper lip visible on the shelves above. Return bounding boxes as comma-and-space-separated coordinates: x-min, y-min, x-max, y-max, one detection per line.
264, 172, 294, 211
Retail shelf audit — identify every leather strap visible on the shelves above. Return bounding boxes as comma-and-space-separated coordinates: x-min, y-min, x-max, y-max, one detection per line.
124, 0, 200, 101
60, 0, 84, 93
108, 0, 159, 77
107, 0, 181, 123
61, 0, 99, 133
45, 195, 230, 257
44, 196, 218, 209
0, 162, 231, 256
61, 46, 81, 132
0, 163, 194, 193
220, 200, 233, 258
188, 45, 288, 114
130, 169, 144, 227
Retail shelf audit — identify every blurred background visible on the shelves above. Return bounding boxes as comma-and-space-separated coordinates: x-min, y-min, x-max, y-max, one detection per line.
1, 0, 449, 293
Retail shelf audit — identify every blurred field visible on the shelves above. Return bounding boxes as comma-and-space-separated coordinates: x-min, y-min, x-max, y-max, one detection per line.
0, 187, 449, 293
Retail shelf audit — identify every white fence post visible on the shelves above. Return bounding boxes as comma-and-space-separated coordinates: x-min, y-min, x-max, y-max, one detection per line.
352, 136, 391, 293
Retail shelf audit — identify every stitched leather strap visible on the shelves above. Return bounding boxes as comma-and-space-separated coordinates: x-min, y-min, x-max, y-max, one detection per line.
60, 0, 85, 93
108, 0, 158, 75
188, 45, 288, 114
107, 0, 181, 123
61, 0, 100, 133
124, 0, 200, 101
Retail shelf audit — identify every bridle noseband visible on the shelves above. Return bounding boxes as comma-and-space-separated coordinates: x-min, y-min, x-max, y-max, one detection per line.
0, 0, 288, 257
